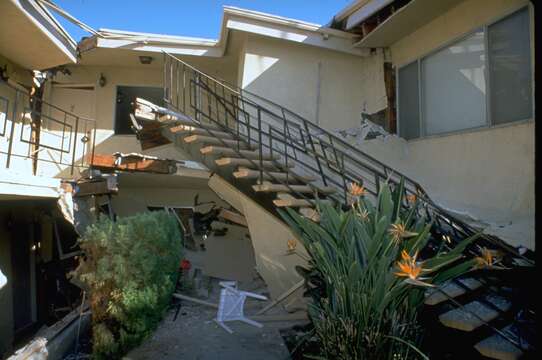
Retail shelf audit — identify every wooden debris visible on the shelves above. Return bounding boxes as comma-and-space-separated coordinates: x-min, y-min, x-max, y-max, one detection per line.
172, 293, 218, 308
256, 280, 304, 315
218, 209, 248, 227
87, 153, 174, 174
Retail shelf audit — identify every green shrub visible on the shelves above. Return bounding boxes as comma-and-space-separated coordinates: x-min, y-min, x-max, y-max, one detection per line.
73, 211, 183, 359
281, 179, 480, 360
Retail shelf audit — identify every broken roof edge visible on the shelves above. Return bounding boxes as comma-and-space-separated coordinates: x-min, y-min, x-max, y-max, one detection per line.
82, 6, 367, 58
10, 0, 78, 66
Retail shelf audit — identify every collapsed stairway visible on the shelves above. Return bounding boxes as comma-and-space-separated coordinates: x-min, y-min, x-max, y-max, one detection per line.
131, 53, 535, 359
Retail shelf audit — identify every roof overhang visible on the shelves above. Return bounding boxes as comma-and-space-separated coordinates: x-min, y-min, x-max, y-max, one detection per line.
0, 0, 77, 70
352, 0, 466, 48
80, 6, 369, 59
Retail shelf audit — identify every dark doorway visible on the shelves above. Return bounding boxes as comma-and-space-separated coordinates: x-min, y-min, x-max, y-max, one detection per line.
115, 86, 164, 135
10, 219, 33, 334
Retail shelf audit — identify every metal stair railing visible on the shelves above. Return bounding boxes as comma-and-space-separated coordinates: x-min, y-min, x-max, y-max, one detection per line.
159, 52, 534, 355
162, 52, 530, 261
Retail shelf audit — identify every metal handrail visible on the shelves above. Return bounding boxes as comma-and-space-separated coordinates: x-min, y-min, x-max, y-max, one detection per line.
162, 52, 530, 262
0, 78, 97, 176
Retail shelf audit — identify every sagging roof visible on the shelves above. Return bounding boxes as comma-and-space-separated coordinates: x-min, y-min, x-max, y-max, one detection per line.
328, 0, 467, 48
0, 0, 77, 70
78, 6, 367, 58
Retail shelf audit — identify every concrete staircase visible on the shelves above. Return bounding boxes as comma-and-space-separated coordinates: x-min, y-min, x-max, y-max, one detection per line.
129, 53, 535, 359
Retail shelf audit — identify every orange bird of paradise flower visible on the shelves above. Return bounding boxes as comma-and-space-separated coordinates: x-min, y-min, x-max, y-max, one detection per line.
349, 182, 367, 197
395, 250, 433, 287
389, 223, 418, 243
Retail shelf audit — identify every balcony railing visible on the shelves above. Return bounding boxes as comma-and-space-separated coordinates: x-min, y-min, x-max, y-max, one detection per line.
0, 79, 96, 178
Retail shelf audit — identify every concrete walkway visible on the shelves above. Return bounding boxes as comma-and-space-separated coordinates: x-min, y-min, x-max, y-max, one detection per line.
124, 302, 291, 360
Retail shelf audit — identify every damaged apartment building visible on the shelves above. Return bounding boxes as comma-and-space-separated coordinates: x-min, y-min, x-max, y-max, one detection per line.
0, 0, 535, 359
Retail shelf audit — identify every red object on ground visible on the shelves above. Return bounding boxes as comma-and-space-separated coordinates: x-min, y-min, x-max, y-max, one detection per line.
180, 259, 191, 270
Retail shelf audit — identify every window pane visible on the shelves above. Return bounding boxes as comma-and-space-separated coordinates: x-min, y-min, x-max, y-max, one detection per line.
489, 8, 532, 125
422, 31, 487, 135
398, 61, 420, 140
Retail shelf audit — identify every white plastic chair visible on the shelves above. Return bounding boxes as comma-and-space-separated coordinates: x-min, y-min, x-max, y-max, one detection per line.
214, 281, 267, 334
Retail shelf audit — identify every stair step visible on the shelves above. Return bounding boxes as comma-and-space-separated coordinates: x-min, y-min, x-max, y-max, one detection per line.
273, 193, 333, 208
233, 167, 316, 183
425, 278, 483, 305
438, 295, 512, 332
299, 207, 320, 222
253, 181, 336, 195
215, 157, 294, 169
184, 135, 254, 150
159, 114, 225, 131
474, 325, 524, 360
171, 125, 237, 139
134, 112, 220, 132
200, 146, 280, 160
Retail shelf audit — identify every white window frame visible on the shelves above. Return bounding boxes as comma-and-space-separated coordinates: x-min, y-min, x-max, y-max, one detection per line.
396, 5, 534, 141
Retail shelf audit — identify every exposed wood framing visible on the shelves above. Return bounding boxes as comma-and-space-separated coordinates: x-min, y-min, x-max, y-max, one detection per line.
87, 153, 174, 174
75, 180, 116, 197
383, 62, 397, 134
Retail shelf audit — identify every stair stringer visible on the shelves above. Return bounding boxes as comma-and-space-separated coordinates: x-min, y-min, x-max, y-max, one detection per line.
208, 174, 308, 311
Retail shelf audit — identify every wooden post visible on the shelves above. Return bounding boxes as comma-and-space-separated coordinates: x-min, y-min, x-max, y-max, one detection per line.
383, 62, 397, 134
30, 79, 45, 175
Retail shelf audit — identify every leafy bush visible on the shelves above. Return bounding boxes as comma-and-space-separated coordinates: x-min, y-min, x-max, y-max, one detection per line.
73, 211, 183, 359
281, 179, 480, 360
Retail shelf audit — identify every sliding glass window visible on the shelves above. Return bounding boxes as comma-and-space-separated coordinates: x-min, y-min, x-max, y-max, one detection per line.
398, 7, 532, 140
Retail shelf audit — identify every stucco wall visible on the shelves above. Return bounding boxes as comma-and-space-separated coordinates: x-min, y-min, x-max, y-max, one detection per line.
356, 0, 535, 249
239, 34, 386, 131
109, 184, 230, 218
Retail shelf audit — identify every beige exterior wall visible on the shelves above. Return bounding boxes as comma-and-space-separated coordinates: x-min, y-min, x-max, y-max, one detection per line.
239, 34, 386, 130
354, 0, 535, 249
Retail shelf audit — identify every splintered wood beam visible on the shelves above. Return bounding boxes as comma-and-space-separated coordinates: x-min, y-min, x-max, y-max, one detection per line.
218, 209, 248, 227
88, 154, 173, 174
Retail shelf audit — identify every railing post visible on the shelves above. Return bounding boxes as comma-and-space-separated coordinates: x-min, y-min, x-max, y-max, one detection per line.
5, 89, 19, 169
71, 116, 80, 176
163, 53, 168, 104
257, 108, 263, 184
303, 121, 327, 186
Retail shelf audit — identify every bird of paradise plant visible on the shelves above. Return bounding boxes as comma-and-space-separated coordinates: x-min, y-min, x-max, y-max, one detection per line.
280, 178, 481, 360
